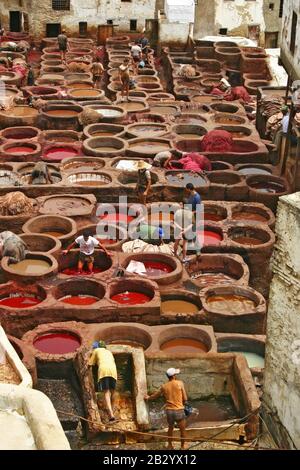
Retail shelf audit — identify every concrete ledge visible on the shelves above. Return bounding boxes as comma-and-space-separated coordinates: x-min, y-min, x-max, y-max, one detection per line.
0, 326, 32, 388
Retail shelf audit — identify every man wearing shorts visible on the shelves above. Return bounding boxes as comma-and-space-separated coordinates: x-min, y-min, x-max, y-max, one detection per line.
63, 229, 110, 274
57, 30, 68, 62
136, 160, 152, 204
88, 341, 118, 422
91, 57, 104, 89
145, 368, 188, 450
119, 58, 130, 101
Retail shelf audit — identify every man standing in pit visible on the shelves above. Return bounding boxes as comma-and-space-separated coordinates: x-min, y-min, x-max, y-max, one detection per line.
92, 57, 104, 89
57, 29, 68, 62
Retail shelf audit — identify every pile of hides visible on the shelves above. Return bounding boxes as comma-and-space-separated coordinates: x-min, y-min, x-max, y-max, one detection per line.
78, 107, 103, 126
0, 192, 35, 216
179, 152, 212, 171
201, 129, 233, 152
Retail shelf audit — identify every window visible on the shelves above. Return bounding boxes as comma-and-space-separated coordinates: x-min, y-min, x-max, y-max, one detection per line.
279, 0, 284, 18
46, 23, 61, 37
79, 22, 87, 37
107, 20, 113, 25
269, 3, 274, 10
121, 0, 132, 2
219, 28, 228, 35
52, 0, 70, 10
130, 19, 137, 31
290, 11, 297, 55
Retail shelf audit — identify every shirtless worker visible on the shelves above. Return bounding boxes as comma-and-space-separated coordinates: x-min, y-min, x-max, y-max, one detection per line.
91, 57, 104, 89
136, 160, 152, 205
119, 58, 130, 101
57, 29, 68, 62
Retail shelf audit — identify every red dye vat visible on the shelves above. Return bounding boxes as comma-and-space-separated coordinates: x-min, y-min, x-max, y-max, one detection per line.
98, 238, 117, 245
59, 295, 99, 305
205, 213, 224, 222
43, 147, 79, 162
198, 230, 223, 246
111, 291, 151, 304
6, 146, 33, 154
61, 267, 104, 275
0, 295, 42, 308
143, 261, 173, 276
34, 332, 81, 354
99, 213, 134, 224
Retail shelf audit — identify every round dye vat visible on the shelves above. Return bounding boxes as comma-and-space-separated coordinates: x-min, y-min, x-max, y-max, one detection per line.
111, 291, 151, 304
232, 236, 262, 245
250, 181, 285, 194
231, 351, 265, 368
33, 332, 80, 354
200, 231, 223, 245
238, 167, 271, 176
42, 231, 66, 238
70, 89, 102, 97
161, 338, 207, 353
207, 294, 256, 313
8, 259, 51, 275
191, 272, 235, 287
166, 173, 207, 187
0, 295, 42, 308
231, 212, 268, 223
43, 147, 79, 161
99, 213, 134, 224
204, 212, 224, 222
5, 146, 33, 154
109, 340, 144, 348
59, 295, 99, 305
143, 261, 173, 276
45, 109, 79, 117
95, 108, 122, 118
161, 300, 199, 315
61, 267, 104, 275
2, 107, 38, 117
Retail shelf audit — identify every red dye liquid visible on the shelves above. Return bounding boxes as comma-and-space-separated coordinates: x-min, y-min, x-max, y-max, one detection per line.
205, 213, 224, 222
99, 213, 134, 224
43, 147, 79, 161
59, 295, 99, 305
6, 146, 33, 154
61, 267, 104, 275
199, 230, 222, 245
0, 295, 42, 308
99, 239, 117, 245
34, 332, 81, 354
111, 291, 151, 304
143, 261, 173, 276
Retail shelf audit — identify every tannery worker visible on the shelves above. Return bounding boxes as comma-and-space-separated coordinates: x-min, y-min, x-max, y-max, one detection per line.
152, 150, 174, 169
119, 58, 130, 101
184, 183, 201, 214
145, 368, 188, 450
136, 160, 152, 205
0, 231, 27, 264
57, 29, 68, 62
63, 229, 111, 274
91, 57, 104, 89
88, 341, 118, 422
28, 162, 54, 185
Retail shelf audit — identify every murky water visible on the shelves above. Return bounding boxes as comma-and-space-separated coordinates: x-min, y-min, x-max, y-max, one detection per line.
161, 299, 199, 315
8, 259, 51, 275
207, 294, 256, 313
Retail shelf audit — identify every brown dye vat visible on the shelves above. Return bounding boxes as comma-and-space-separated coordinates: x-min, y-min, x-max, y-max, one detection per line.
231, 212, 268, 223
214, 115, 245, 125
109, 340, 144, 348
45, 110, 79, 117
191, 272, 236, 288
1, 107, 38, 117
161, 300, 199, 315
62, 158, 105, 172
160, 338, 207, 353
149, 105, 178, 115
207, 294, 256, 313
232, 236, 262, 245
117, 101, 146, 112
70, 89, 102, 97
129, 142, 170, 153
8, 259, 51, 275
41, 196, 91, 214
42, 231, 65, 237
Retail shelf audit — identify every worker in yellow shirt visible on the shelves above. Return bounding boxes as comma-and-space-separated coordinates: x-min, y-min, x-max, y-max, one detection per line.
88, 340, 118, 421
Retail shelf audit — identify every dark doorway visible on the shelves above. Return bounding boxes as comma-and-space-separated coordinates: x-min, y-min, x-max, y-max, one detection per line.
79, 22, 87, 37
290, 11, 297, 55
265, 31, 279, 48
10, 11, 22, 32
46, 23, 61, 37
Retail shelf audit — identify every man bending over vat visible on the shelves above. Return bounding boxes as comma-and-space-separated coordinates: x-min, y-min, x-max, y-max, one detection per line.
88, 341, 118, 422
28, 162, 54, 185
145, 368, 188, 450
63, 229, 111, 274
0, 231, 27, 264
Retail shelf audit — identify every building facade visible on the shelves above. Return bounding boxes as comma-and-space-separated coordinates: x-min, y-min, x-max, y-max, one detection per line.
280, 0, 300, 79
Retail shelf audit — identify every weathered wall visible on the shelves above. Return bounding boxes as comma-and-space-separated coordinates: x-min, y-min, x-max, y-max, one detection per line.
158, 20, 191, 46
280, 0, 300, 79
262, 192, 300, 449
193, 0, 216, 38
263, 0, 281, 32
0, 0, 32, 30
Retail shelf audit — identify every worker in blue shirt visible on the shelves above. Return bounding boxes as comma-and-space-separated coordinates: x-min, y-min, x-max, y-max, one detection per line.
184, 183, 201, 213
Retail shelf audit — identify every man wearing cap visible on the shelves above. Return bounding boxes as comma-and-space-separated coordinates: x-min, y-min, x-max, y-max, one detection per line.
88, 341, 118, 422
145, 368, 188, 450
136, 160, 152, 205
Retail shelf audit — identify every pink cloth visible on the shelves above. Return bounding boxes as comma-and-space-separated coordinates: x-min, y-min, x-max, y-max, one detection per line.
225, 86, 251, 103
210, 87, 224, 96
12, 64, 27, 78
201, 130, 233, 152
179, 152, 212, 171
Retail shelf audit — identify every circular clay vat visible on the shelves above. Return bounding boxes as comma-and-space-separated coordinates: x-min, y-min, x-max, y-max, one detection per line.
115, 99, 149, 114
231, 204, 273, 225
54, 279, 105, 305
41, 104, 83, 130
122, 253, 182, 285
227, 225, 272, 247
160, 293, 202, 317
59, 250, 112, 276
236, 164, 272, 176
172, 124, 207, 139
201, 285, 262, 316
0, 106, 39, 128
42, 144, 81, 162
215, 126, 252, 139
186, 254, 249, 289
214, 113, 246, 125
85, 105, 126, 122
42, 130, 80, 144
38, 195, 95, 217
230, 140, 259, 154
148, 92, 175, 101
68, 88, 105, 100
246, 175, 288, 195
110, 279, 155, 305
1, 252, 57, 280
210, 161, 233, 171
61, 157, 105, 172
207, 171, 242, 185
0, 285, 47, 309
198, 225, 224, 247
127, 138, 173, 157
174, 138, 202, 154
158, 325, 211, 353
0, 71, 21, 86
100, 325, 152, 350
210, 103, 240, 114
217, 336, 265, 369
67, 171, 112, 186
19, 234, 61, 255
33, 331, 81, 355
0, 126, 40, 142
118, 171, 158, 187
0, 169, 19, 186
0, 141, 41, 161
203, 202, 228, 222
66, 80, 94, 89
177, 113, 207, 125
126, 122, 169, 139
76, 222, 127, 249
166, 170, 209, 188
83, 123, 125, 139
22, 215, 77, 243
83, 136, 127, 157
24, 86, 59, 100
149, 104, 179, 115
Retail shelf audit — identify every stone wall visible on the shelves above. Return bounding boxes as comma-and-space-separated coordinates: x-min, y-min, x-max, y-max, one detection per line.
280, 0, 300, 79
262, 192, 300, 449
0, 0, 32, 30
